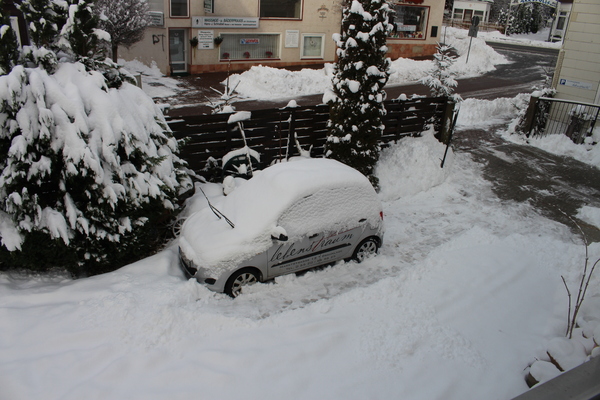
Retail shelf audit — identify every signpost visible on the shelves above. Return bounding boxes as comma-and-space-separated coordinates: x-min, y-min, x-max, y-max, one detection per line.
466, 16, 480, 64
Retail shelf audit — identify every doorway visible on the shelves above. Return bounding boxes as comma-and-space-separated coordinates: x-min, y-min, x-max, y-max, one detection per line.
463, 9, 473, 21
169, 29, 187, 74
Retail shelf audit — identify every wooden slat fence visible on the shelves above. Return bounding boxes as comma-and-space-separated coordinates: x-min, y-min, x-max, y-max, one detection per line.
169, 96, 452, 178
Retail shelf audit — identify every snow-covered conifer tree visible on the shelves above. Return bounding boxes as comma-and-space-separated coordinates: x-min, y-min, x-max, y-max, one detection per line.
17, 0, 66, 48
324, 0, 393, 188
0, 0, 191, 276
0, 2, 20, 75
420, 43, 462, 102
94, 0, 151, 62
60, 0, 104, 60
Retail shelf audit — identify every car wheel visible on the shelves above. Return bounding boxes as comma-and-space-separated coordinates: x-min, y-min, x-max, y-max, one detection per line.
353, 238, 379, 262
172, 217, 186, 237
225, 268, 260, 298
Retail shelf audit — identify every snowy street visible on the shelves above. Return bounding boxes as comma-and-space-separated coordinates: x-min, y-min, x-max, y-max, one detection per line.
455, 125, 600, 241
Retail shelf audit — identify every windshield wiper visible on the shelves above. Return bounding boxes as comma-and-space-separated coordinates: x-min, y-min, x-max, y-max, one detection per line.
197, 186, 235, 229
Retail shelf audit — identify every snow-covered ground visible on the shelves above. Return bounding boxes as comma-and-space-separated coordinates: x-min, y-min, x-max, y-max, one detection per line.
2, 116, 598, 400
478, 26, 564, 49
2, 28, 599, 400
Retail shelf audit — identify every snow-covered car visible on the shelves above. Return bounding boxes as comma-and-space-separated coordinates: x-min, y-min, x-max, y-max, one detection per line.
178, 158, 384, 298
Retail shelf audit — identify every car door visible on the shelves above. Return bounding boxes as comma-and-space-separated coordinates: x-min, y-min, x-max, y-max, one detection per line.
266, 232, 326, 278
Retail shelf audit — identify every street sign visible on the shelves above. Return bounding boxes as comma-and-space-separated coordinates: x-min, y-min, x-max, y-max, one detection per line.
559, 78, 594, 91
518, 0, 558, 8
204, 0, 214, 13
468, 16, 480, 38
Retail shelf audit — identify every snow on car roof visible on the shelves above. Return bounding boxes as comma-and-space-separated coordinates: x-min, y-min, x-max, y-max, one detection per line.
179, 158, 380, 272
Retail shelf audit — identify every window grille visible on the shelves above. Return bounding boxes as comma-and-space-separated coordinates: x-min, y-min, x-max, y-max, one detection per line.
170, 0, 188, 17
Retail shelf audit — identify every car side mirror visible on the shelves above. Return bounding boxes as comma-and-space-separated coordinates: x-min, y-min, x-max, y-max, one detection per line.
271, 233, 288, 242
271, 226, 288, 241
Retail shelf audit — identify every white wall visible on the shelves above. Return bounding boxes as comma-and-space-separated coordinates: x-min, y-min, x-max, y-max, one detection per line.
554, 0, 600, 104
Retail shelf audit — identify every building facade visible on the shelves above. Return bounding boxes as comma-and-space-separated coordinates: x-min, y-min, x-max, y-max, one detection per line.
119, 0, 444, 75
552, 0, 600, 104
451, 0, 494, 23
548, 0, 573, 42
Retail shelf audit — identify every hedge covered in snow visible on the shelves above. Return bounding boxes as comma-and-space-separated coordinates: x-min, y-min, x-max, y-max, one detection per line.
0, 0, 191, 275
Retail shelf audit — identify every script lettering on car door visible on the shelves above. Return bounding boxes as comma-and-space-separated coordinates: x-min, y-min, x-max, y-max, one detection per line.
268, 230, 355, 274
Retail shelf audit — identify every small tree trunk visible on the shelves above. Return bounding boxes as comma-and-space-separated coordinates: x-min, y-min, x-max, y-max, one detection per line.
112, 43, 118, 63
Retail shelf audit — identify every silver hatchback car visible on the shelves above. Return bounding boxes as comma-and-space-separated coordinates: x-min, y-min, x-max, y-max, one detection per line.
178, 158, 384, 297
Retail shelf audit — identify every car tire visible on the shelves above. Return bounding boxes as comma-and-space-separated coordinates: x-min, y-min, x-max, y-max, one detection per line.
352, 238, 379, 262
172, 217, 186, 237
225, 268, 260, 298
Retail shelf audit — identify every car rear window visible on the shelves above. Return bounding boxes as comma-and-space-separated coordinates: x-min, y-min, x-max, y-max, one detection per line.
278, 186, 380, 238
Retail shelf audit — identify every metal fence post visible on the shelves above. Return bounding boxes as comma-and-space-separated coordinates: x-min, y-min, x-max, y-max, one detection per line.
439, 99, 456, 145
287, 109, 296, 158
523, 96, 540, 137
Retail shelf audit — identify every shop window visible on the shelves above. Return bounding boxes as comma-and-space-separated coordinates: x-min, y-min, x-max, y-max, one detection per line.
453, 8, 463, 20
301, 34, 324, 58
170, 0, 188, 17
220, 34, 280, 60
389, 6, 429, 40
260, 0, 301, 19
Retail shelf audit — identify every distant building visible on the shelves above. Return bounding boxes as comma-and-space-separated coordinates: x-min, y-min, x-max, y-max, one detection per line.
119, 0, 444, 75
552, 0, 600, 104
450, 0, 494, 23
548, 0, 573, 42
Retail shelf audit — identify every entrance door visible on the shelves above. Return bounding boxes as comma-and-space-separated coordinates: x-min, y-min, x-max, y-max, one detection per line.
463, 9, 473, 22
169, 29, 187, 74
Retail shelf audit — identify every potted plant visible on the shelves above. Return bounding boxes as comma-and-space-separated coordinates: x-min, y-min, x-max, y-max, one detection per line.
222, 52, 230, 59
266, 51, 273, 58
243, 51, 250, 58
189, 36, 199, 48
214, 36, 223, 46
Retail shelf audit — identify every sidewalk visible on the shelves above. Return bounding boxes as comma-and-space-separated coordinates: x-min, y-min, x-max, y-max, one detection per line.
454, 126, 600, 242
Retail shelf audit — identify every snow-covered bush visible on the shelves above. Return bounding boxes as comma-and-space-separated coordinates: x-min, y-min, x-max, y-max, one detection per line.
500, 3, 551, 35
0, 0, 191, 276
0, 61, 191, 275
324, 0, 393, 188
514, 87, 555, 137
